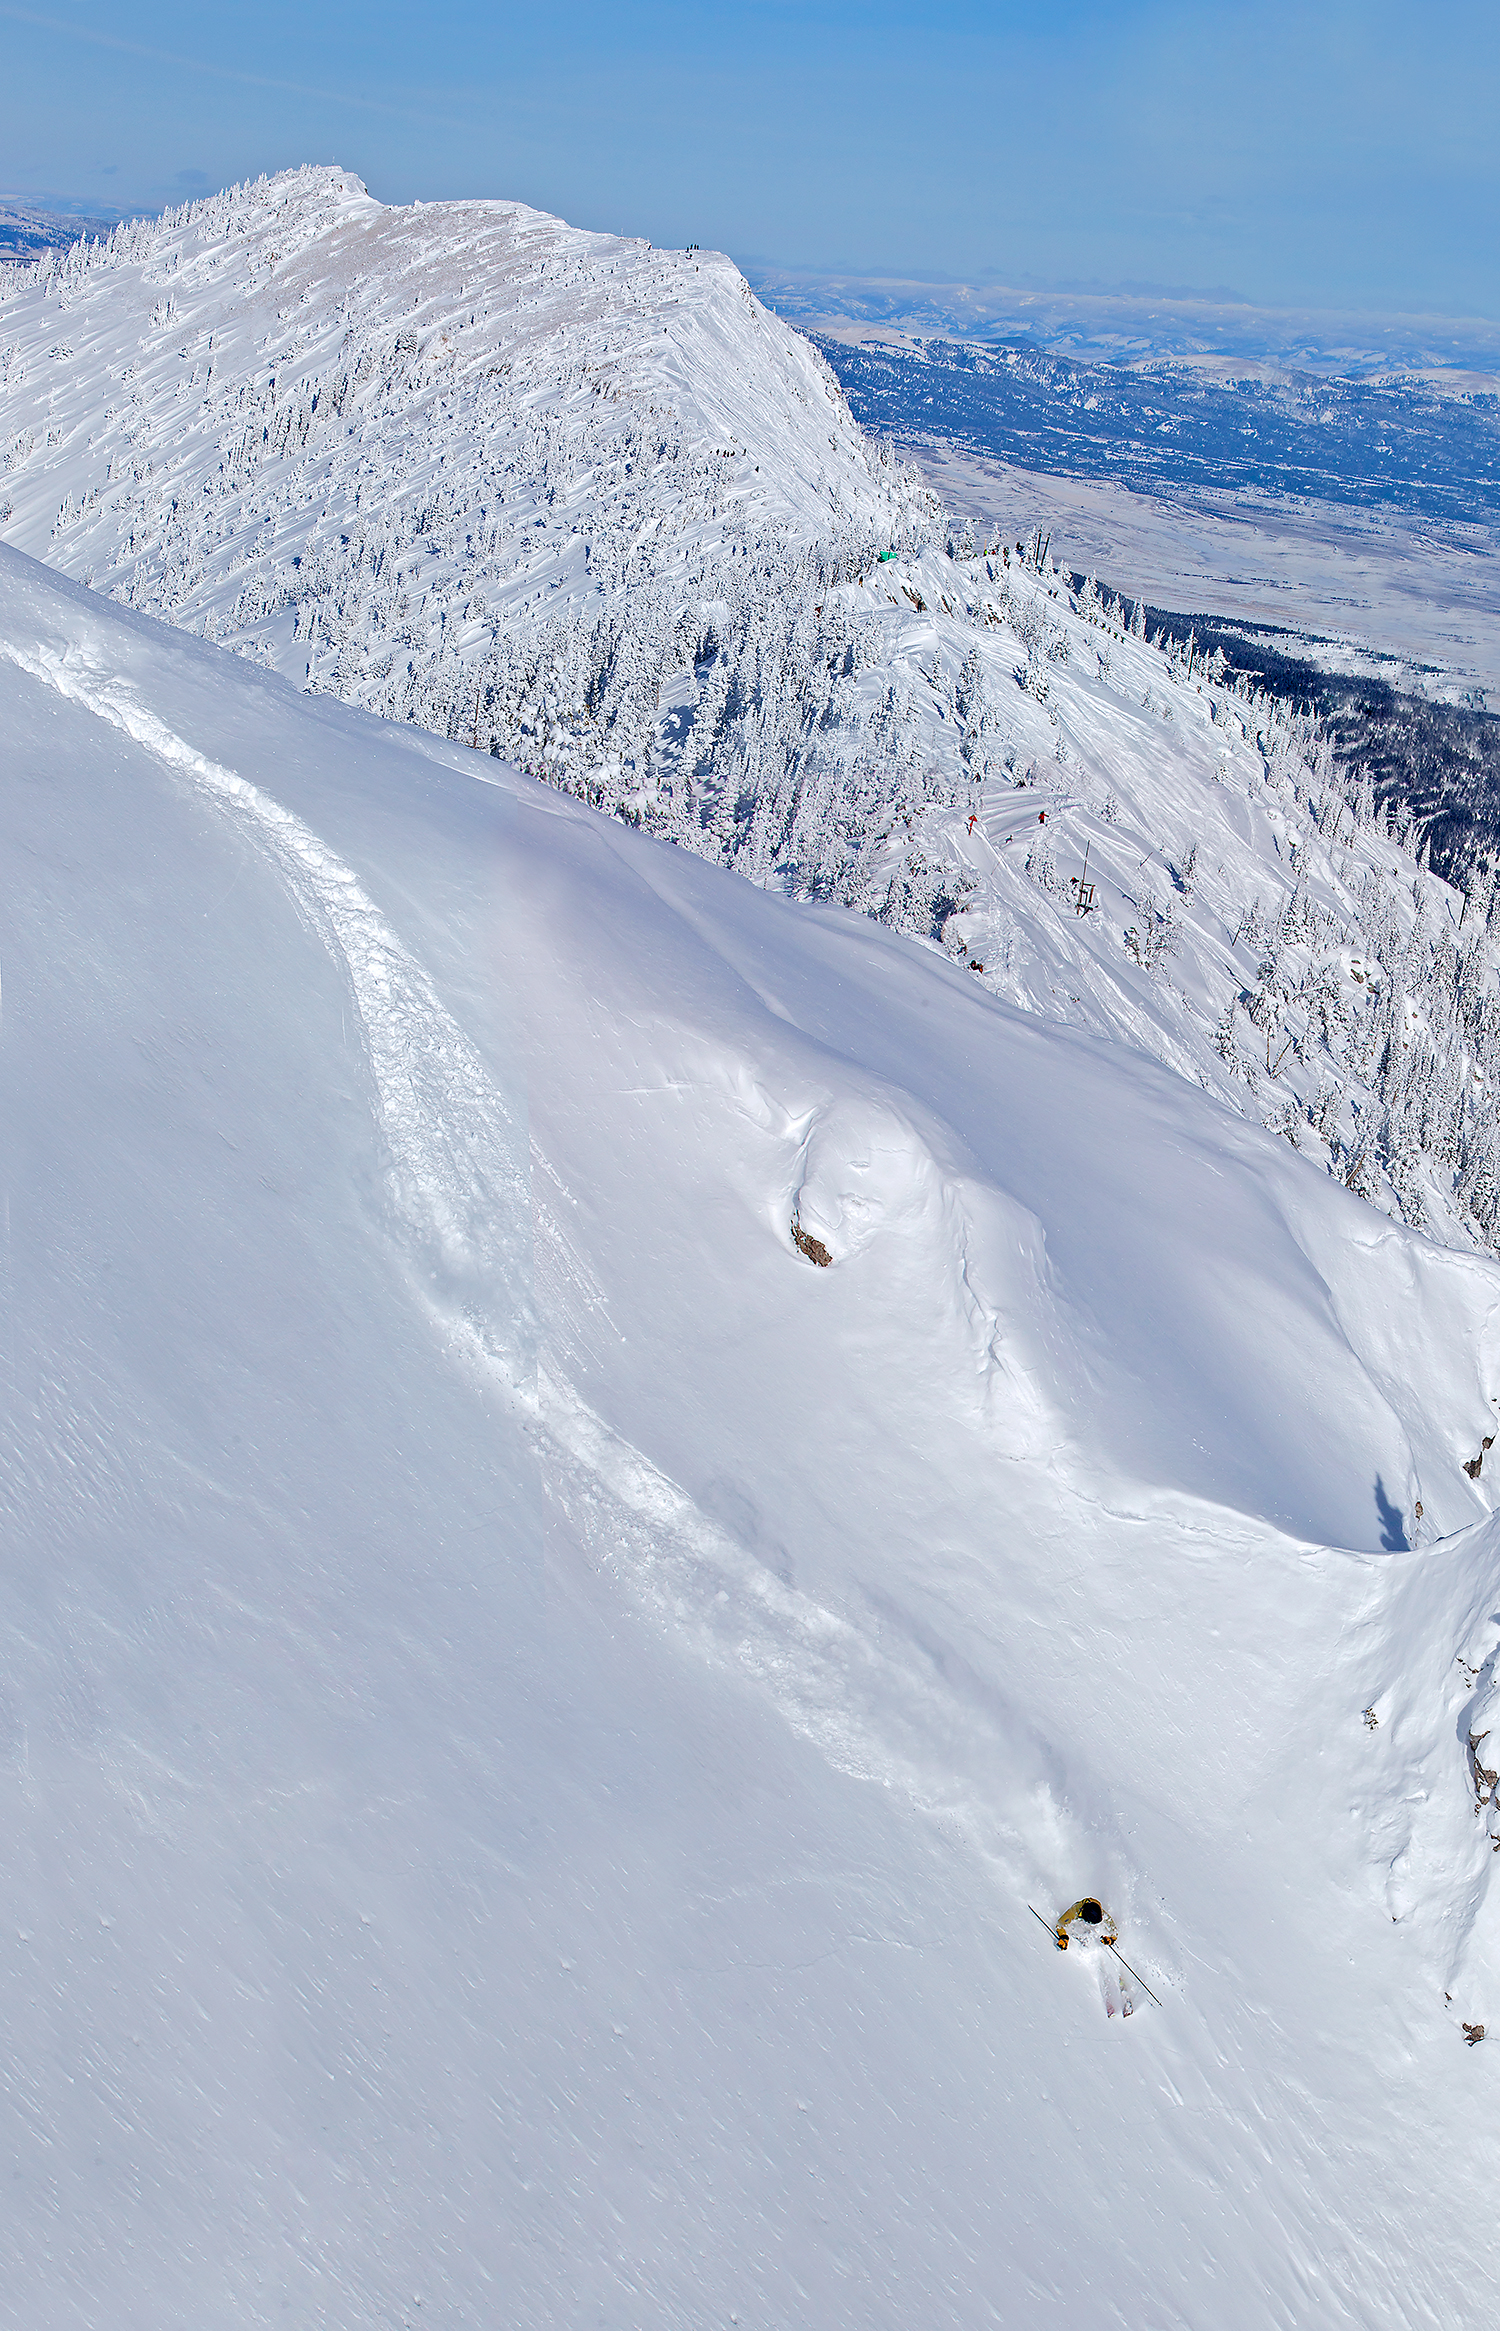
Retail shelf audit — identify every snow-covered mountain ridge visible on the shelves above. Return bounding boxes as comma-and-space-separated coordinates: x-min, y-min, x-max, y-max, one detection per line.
6, 538, 1500, 2324
0, 165, 932, 835
7, 168, 1500, 1265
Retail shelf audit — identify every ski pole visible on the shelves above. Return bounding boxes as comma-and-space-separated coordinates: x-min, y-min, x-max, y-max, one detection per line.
1105, 1940, 1162, 2007
1029, 1905, 1164, 2006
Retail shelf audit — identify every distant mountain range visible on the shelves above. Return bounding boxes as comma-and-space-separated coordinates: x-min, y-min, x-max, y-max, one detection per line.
748, 264, 1500, 381
0, 199, 119, 264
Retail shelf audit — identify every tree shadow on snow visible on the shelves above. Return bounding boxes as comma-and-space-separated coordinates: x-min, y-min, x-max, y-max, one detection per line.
1374, 1474, 1409, 1552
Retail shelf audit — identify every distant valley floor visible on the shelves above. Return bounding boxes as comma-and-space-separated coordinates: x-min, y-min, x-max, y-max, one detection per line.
905, 437, 1500, 701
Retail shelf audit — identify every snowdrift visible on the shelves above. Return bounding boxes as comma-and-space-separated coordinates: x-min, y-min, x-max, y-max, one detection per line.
5, 542, 1500, 2324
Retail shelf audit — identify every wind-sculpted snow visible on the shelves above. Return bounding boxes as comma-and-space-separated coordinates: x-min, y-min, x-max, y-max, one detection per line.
8, 547, 1500, 2323
2, 581, 1105, 1940
2, 554, 1115, 1979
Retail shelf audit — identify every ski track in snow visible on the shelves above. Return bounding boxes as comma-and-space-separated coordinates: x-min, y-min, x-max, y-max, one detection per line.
528, 1363, 1116, 1934
0, 634, 536, 1380
6, 631, 1163, 1972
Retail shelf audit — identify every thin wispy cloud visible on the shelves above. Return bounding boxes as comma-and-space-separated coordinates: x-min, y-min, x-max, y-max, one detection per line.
0, 5, 465, 129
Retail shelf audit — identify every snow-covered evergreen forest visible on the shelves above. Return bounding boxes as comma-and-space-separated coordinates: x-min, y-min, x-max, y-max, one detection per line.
5, 166, 1500, 1259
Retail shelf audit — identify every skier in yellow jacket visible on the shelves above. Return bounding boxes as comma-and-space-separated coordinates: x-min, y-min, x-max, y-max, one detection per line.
1055, 1897, 1116, 1949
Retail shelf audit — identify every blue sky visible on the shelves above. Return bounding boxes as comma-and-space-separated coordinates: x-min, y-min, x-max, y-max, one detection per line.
1, 0, 1494, 317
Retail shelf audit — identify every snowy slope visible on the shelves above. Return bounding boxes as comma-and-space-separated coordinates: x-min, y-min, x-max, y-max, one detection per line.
8, 171, 1500, 1272
6, 541, 1500, 2326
